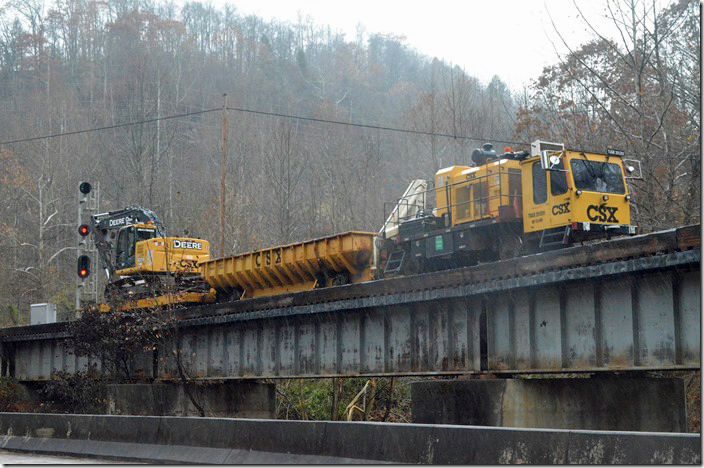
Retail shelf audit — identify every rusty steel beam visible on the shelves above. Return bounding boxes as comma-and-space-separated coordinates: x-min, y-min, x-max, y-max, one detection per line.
1, 225, 700, 380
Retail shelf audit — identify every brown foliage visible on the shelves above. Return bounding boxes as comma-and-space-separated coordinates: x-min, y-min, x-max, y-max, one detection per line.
515, 0, 700, 231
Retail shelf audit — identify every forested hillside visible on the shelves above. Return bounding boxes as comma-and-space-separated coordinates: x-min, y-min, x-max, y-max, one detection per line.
0, 0, 698, 322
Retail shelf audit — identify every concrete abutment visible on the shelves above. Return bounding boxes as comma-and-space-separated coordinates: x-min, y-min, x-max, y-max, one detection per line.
107, 381, 276, 418
411, 376, 687, 432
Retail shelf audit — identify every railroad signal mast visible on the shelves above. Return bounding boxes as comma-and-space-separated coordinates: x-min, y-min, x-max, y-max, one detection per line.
75, 181, 99, 314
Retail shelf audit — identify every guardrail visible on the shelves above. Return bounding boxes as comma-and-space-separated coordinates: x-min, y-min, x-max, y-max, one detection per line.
0, 413, 700, 464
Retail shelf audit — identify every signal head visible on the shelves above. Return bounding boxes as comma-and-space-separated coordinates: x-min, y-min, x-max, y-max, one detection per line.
78, 224, 90, 236
79, 182, 92, 195
77, 255, 91, 278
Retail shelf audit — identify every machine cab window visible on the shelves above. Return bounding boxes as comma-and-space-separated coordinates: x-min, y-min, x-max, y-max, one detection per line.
570, 159, 626, 194
550, 160, 568, 195
115, 225, 157, 270
532, 161, 547, 204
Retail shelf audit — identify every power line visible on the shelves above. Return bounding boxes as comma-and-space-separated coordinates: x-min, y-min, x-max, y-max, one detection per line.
0, 108, 219, 146
226, 106, 529, 147
0, 104, 529, 148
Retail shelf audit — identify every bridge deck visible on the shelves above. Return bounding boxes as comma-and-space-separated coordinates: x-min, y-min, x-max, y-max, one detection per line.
1, 225, 700, 380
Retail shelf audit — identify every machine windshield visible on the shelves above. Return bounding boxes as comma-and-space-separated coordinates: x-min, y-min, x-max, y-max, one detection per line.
570, 159, 626, 194
137, 228, 157, 242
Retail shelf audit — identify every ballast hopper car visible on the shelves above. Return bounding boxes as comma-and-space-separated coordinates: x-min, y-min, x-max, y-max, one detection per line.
200, 232, 375, 300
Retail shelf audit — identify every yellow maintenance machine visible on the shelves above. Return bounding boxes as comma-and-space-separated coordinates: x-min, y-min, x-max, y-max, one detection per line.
88, 206, 214, 310
377, 140, 638, 275
203, 140, 639, 297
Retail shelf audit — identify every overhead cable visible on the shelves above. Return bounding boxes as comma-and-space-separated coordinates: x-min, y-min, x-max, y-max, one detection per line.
1, 105, 528, 147
0, 109, 218, 145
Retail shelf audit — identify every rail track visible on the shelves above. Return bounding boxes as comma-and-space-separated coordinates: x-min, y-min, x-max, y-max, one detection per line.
0, 224, 699, 342
176, 223, 700, 318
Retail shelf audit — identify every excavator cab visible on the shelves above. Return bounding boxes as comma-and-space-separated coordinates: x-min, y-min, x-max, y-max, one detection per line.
115, 224, 157, 270
112, 222, 210, 276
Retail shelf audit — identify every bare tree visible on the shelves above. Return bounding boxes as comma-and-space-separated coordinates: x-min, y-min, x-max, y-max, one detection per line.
516, 0, 699, 230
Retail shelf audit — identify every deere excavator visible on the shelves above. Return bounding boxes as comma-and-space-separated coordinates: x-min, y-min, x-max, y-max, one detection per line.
87, 206, 214, 310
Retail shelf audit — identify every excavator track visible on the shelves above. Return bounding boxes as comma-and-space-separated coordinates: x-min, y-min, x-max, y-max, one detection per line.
102, 274, 214, 312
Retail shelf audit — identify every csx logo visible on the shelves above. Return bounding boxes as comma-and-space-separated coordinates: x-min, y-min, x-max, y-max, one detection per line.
552, 202, 570, 215
254, 250, 282, 267
587, 205, 619, 223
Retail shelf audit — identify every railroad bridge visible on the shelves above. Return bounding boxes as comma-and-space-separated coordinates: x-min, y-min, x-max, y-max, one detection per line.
2, 225, 699, 380
0, 225, 700, 432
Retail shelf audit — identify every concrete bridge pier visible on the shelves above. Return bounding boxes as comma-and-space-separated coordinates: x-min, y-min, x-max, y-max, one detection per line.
411, 376, 688, 432
16, 379, 276, 419
107, 381, 276, 418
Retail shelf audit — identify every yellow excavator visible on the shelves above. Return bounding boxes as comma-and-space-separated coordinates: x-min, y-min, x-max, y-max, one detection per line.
87, 206, 214, 311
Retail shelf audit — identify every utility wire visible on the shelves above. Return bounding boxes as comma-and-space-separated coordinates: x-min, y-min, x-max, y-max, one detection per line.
226, 106, 529, 147
0, 105, 529, 148
0, 108, 219, 145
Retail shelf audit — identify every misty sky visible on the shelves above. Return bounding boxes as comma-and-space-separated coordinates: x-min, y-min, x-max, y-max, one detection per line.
207, 0, 621, 90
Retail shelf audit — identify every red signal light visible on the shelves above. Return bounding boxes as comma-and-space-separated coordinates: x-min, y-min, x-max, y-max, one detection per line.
78, 224, 90, 236
77, 255, 91, 278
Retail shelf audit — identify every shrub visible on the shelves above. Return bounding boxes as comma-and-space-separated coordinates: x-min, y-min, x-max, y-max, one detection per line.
39, 367, 108, 414
0, 377, 32, 412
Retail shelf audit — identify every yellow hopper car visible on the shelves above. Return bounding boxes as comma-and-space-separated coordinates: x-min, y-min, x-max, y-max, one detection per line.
200, 232, 375, 300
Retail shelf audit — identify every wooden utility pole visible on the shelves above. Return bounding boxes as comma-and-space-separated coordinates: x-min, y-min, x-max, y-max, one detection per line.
220, 93, 228, 257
